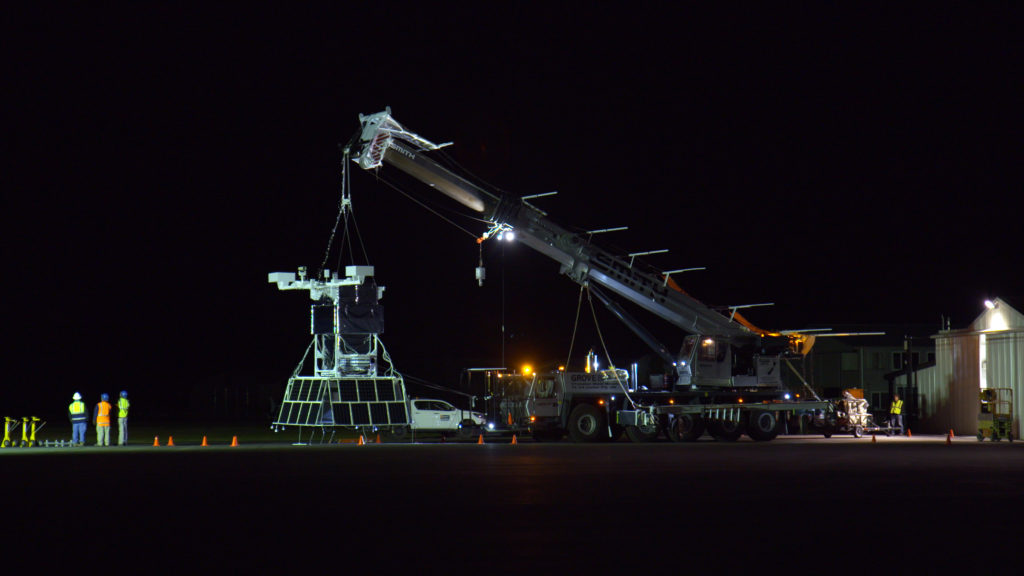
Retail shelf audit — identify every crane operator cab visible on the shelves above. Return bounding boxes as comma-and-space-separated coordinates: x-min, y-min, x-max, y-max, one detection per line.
677, 334, 784, 390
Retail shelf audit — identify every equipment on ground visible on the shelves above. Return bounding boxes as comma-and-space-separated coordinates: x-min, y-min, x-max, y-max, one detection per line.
978, 388, 1014, 442
348, 108, 838, 441
1, 416, 44, 448
809, 389, 898, 438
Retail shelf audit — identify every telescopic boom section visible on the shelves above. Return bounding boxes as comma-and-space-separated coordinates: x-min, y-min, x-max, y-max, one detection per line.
352, 109, 750, 340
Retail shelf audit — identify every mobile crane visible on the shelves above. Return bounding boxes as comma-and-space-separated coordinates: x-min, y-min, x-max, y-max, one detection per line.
347, 108, 833, 442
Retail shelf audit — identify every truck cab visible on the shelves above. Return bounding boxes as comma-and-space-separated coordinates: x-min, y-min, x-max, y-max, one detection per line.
525, 369, 632, 442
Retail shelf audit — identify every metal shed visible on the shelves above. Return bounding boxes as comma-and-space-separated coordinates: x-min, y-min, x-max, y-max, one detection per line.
895, 298, 1023, 437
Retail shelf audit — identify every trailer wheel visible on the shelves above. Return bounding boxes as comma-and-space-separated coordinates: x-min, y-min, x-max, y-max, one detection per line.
746, 411, 779, 442
853, 425, 864, 439
667, 414, 704, 442
568, 404, 605, 443
625, 420, 660, 443
707, 419, 743, 442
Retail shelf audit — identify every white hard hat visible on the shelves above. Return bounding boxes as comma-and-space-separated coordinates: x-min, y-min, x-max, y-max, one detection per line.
73, 392, 82, 400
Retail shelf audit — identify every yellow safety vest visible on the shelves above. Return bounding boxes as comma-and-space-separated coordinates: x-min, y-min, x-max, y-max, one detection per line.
118, 397, 130, 418
890, 399, 903, 415
69, 401, 87, 423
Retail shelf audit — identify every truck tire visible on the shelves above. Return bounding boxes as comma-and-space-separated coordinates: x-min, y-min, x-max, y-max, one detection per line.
385, 426, 409, 441
568, 404, 605, 443
625, 421, 660, 442
746, 411, 779, 442
707, 418, 743, 442
667, 414, 705, 442
456, 420, 480, 441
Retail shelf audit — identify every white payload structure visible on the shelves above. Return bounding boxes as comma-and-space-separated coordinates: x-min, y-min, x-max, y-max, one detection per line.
269, 264, 410, 440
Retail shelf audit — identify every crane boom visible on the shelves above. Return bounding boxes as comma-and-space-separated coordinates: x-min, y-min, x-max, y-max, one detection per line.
352, 109, 750, 344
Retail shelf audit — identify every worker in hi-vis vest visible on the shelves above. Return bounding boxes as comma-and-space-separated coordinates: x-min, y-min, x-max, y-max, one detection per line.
69, 392, 88, 447
117, 390, 130, 446
94, 393, 112, 447
889, 393, 904, 434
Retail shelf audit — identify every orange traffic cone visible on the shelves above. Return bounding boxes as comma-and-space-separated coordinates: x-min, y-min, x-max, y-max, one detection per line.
376, 434, 381, 444
167, 436, 175, 447
907, 429, 911, 437
201, 436, 208, 447
511, 434, 518, 445
358, 435, 365, 445
230, 436, 238, 447
871, 434, 876, 443
153, 436, 160, 447
477, 434, 484, 444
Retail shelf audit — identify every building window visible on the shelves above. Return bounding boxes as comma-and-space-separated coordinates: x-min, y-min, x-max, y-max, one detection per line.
892, 352, 921, 369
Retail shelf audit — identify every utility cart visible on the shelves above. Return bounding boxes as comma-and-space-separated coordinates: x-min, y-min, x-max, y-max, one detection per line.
977, 388, 1013, 442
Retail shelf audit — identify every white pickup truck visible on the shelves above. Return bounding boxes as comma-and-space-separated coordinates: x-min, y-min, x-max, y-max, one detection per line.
394, 398, 486, 440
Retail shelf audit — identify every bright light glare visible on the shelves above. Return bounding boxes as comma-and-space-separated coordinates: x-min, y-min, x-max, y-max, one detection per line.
505, 231, 515, 241
984, 299, 996, 309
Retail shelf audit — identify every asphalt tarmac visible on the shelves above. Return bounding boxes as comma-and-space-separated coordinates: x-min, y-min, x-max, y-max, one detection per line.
5, 434, 1021, 573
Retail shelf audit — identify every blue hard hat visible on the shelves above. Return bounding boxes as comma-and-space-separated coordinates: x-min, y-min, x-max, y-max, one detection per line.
120, 390, 128, 398
101, 393, 110, 401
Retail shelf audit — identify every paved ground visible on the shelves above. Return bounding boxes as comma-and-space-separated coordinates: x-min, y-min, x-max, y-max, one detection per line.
4, 432, 1021, 572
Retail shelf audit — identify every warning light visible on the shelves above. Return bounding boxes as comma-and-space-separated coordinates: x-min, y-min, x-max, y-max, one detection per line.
558, 365, 565, 372
530, 415, 536, 423
738, 398, 744, 403
668, 398, 675, 404
597, 398, 605, 406
522, 364, 533, 376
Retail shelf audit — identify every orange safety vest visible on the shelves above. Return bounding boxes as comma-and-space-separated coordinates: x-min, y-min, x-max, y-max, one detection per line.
97, 401, 112, 426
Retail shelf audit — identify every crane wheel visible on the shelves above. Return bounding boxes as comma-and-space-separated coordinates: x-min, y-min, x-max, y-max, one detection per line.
667, 414, 705, 442
746, 411, 780, 442
625, 421, 660, 443
707, 418, 743, 442
568, 404, 605, 443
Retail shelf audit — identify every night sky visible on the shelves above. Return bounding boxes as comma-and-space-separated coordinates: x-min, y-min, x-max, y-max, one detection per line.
6, 5, 1020, 417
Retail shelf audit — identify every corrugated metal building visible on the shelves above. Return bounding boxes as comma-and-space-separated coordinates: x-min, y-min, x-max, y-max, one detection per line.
895, 298, 1023, 437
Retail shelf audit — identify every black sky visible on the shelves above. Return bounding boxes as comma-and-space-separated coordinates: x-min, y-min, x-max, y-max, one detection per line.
5, 4, 1021, 415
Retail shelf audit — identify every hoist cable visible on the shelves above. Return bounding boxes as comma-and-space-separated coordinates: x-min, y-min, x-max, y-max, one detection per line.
585, 286, 639, 409
564, 285, 586, 371
375, 175, 481, 240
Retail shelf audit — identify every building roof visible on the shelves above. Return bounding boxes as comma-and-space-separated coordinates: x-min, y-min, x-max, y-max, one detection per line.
936, 297, 1024, 337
